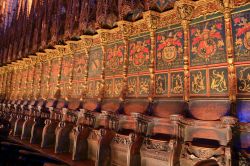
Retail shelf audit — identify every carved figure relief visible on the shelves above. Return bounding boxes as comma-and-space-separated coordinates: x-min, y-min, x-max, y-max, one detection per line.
232, 10, 250, 62
155, 73, 168, 96
87, 80, 102, 98
114, 78, 123, 97
190, 70, 206, 95
139, 75, 150, 96
128, 36, 151, 73
105, 43, 125, 76
128, 76, 137, 96
190, 17, 226, 66
170, 71, 184, 95
156, 27, 184, 70
88, 48, 103, 78
236, 66, 250, 93
105, 79, 113, 97
209, 68, 228, 94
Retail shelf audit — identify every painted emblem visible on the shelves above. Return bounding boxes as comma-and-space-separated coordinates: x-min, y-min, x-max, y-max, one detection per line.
232, 12, 250, 62
190, 18, 226, 66
106, 44, 124, 71
129, 36, 151, 73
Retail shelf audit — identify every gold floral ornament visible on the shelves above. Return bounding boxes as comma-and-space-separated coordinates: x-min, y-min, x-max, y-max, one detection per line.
238, 67, 250, 93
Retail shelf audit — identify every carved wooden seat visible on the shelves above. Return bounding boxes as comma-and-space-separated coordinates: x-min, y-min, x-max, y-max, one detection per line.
30, 99, 48, 144
55, 99, 80, 154
21, 100, 38, 140
140, 99, 187, 166
41, 99, 64, 148
13, 100, 30, 137
179, 99, 237, 166
109, 99, 151, 166
236, 100, 250, 165
9, 100, 22, 134
71, 99, 102, 162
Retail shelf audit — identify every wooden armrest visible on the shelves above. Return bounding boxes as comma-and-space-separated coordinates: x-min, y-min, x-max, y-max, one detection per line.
220, 116, 238, 127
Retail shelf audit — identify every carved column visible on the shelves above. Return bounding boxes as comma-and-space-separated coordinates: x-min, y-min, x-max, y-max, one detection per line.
145, 11, 159, 102
118, 21, 130, 101
223, 0, 236, 103
175, 0, 195, 102
80, 36, 93, 100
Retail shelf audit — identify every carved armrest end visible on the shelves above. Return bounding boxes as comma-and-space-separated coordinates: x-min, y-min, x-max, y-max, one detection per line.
220, 116, 238, 127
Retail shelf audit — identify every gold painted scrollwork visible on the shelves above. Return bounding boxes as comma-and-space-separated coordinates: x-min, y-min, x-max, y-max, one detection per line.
210, 70, 228, 93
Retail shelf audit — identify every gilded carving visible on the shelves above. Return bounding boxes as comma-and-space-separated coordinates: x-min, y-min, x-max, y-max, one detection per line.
236, 66, 250, 93
190, 70, 207, 95
155, 73, 168, 96
209, 68, 228, 94
170, 71, 184, 95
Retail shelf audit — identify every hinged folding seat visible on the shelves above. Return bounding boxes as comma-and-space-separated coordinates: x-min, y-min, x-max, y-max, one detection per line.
30, 99, 48, 144
107, 98, 151, 166
179, 99, 237, 166
13, 100, 30, 137
236, 100, 250, 165
9, 100, 22, 134
21, 100, 38, 140
41, 99, 66, 148
140, 99, 187, 166
54, 99, 80, 154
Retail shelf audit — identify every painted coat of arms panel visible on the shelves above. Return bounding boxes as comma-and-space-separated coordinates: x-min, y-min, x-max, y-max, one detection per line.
236, 65, 250, 94
155, 73, 168, 96
49, 58, 61, 84
156, 27, 184, 70
209, 67, 228, 95
170, 71, 184, 95
105, 42, 125, 76
73, 52, 86, 81
61, 56, 73, 82
88, 48, 103, 78
232, 10, 250, 62
190, 17, 226, 66
190, 69, 207, 95
128, 35, 151, 74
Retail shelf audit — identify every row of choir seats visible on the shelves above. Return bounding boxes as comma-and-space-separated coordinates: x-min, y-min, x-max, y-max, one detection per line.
0, 98, 249, 166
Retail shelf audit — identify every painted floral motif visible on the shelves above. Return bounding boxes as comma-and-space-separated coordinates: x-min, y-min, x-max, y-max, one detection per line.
190, 70, 206, 94
73, 52, 86, 81
209, 68, 228, 94
88, 48, 103, 78
232, 11, 250, 62
128, 36, 151, 73
139, 75, 150, 96
170, 72, 184, 95
155, 73, 168, 96
105, 43, 124, 76
190, 17, 226, 66
114, 78, 123, 97
156, 28, 184, 70
236, 66, 250, 93
72, 82, 85, 98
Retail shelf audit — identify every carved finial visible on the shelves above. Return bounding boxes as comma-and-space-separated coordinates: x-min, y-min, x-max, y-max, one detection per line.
174, 0, 195, 21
